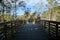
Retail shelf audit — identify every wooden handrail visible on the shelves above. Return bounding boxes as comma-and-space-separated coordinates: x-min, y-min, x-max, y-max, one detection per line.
36, 20, 60, 40
0, 20, 60, 40
0, 20, 24, 40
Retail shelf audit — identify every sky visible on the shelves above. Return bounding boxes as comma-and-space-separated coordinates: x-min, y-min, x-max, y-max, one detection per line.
16, 0, 49, 15
0, 0, 60, 16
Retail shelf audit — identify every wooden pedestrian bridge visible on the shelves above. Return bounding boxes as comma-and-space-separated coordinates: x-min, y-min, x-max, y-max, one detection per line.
0, 20, 60, 40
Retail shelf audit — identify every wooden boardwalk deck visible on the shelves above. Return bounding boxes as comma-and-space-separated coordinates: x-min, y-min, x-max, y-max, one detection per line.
13, 24, 49, 40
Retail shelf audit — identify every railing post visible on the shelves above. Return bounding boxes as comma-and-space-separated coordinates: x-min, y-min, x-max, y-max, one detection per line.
13, 20, 16, 26
56, 24, 58, 39
44, 21, 46, 30
11, 21, 14, 39
4, 23, 7, 40
48, 21, 50, 37
40, 20, 43, 29
42, 20, 44, 30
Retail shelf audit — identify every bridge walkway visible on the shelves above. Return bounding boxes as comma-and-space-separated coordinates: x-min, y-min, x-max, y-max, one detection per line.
13, 24, 48, 40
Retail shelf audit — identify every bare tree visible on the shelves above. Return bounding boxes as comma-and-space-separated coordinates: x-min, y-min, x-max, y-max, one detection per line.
47, 0, 57, 20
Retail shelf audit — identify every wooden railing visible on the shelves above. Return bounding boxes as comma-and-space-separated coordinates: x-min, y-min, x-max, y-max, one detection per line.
0, 20, 60, 40
0, 20, 25, 40
35, 20, 60, 40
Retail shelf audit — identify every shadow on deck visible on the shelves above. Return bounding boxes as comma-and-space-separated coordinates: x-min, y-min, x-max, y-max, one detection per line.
13, 24, 49, 40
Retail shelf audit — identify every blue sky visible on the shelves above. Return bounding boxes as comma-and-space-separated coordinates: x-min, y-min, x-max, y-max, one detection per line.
0, 0, 60, 16
16, 0, 49, 15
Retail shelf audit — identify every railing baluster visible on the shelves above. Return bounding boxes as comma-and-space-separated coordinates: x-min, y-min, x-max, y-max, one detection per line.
0, 20, 60, 40
56, 24, 58, 39
4, 23, 7, 40
48, 21, 50, 37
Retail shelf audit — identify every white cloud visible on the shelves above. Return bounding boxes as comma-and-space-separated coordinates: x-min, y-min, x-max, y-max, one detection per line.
25, 0, 43, 6
57, 0, 60, 3
16, 0, 49, 15
16, 0, 48, 7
